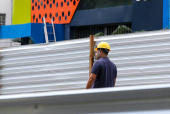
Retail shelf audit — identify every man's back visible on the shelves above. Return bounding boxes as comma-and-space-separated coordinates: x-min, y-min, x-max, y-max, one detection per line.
91, 57, 117, 88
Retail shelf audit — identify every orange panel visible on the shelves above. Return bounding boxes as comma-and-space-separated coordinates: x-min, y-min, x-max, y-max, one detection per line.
31, 0, 80, 24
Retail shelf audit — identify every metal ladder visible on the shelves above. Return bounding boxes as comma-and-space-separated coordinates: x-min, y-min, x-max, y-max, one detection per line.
43, 17, 57, 43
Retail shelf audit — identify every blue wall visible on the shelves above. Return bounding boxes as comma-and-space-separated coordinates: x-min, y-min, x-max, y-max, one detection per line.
169, 0, 170, 28
0, 23, 65, 44
31, 23, 65, 43
132, 0, 163, 31
163, 0, 169, 29
0, 23, 31, 39
31, 23, 45, 43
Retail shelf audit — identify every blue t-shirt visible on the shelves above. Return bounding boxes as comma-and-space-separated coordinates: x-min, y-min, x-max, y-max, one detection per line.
91, 57, 117, 88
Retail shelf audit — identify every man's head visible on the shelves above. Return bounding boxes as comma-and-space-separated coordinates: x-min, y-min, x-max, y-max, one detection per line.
95, 42, 111, 60
95, 48, 109, 60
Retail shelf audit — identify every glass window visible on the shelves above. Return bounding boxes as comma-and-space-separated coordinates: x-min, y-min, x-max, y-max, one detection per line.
0, 14, 6, 26
77, 0, 132, 10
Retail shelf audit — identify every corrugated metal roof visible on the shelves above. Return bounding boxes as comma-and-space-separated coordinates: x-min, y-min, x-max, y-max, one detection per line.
1, 30, 170, 95
0, 84, 170, 113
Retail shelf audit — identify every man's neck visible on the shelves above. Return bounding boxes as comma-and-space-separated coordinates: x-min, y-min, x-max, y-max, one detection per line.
101, 55, 107, 58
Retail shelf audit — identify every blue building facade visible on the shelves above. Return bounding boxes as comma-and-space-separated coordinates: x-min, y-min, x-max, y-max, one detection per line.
0, 0, 169, 44
65, 0, 169, 40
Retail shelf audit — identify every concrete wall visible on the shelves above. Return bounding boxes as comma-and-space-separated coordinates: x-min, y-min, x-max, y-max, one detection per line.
0, 0, 21, 48
0, 0, 12, 25
0, 39, 21, 48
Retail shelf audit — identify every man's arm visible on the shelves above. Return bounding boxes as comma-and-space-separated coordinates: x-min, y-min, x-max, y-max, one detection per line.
114, 78, 116, 86
114, 65, 117, 87
86, 73, 97, 89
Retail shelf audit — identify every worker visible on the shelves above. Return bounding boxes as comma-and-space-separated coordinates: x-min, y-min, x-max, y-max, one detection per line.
86, 42, 117, 89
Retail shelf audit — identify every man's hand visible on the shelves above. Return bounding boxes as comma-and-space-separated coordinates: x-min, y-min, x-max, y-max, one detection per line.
86, 73, 97, 89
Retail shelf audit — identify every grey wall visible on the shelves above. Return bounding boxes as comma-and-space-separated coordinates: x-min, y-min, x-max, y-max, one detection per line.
0, 0, 12, 25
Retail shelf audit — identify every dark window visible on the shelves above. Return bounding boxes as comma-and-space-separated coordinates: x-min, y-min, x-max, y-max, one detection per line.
71, 23, 132, 39
77, 0, 132, 10
0, 14, 6, 26
21, 37, 34, 45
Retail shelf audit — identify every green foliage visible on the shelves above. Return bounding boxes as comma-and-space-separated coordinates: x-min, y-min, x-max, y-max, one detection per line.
94, 32, 104, 37
135, 30, 146, 33
112, 25, 132, 35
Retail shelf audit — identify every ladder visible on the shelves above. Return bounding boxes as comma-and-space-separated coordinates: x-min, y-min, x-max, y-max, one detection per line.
43, 17, 57, 43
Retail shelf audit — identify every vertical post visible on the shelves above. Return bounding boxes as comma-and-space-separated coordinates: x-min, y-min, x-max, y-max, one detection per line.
43, 17, 49, 44
51, 18, 57, 42
89, 35, 94, 76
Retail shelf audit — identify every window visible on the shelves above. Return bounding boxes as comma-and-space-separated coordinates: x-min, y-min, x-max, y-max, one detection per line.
71, 23, 132, 39
77, 0, 132, 11
0, 14, 6, 26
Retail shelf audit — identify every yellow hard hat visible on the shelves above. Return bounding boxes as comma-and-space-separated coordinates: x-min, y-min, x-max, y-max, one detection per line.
95, 42, 111, 51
